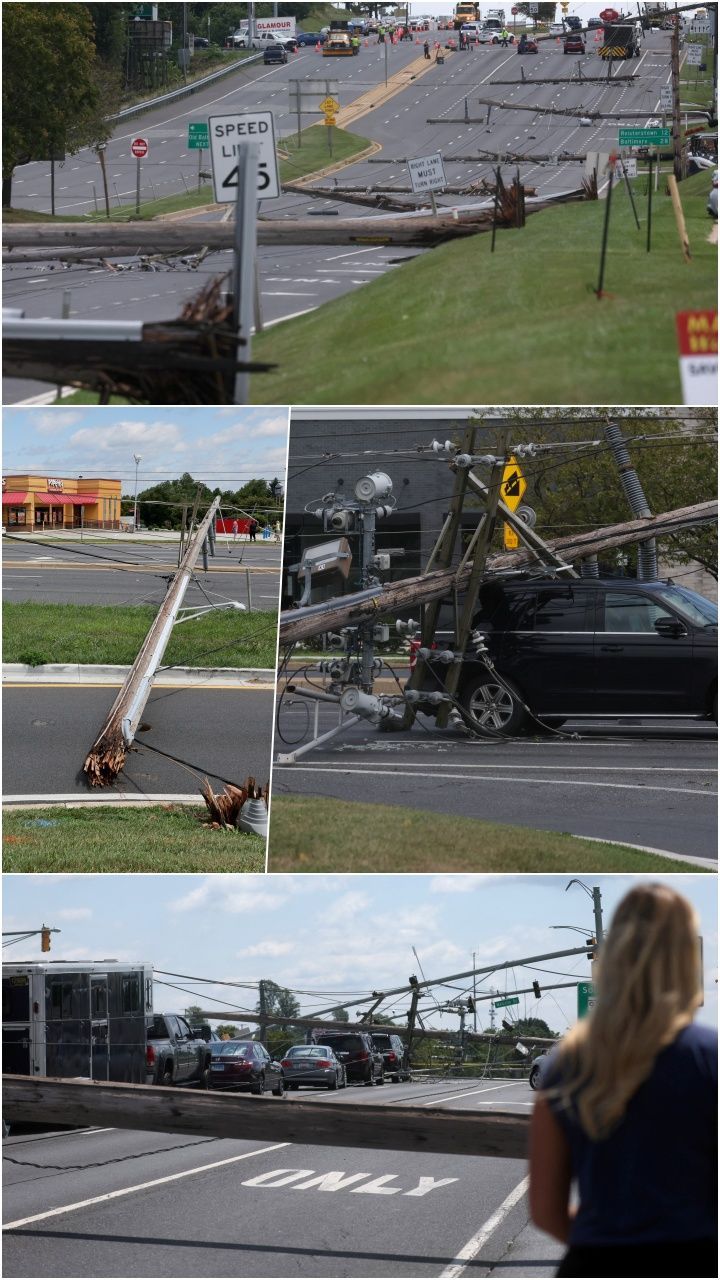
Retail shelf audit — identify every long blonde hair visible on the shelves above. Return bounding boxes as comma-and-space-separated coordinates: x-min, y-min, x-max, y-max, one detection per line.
549, 883, 702, 1141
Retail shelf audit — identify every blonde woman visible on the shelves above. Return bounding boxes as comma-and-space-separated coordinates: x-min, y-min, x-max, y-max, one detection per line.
529, 883, 716, 1278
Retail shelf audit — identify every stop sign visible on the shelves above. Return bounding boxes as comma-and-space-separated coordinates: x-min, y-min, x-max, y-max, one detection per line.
130, 137, 149, 159
599, 8, 619, 19
511, 5, 518, 12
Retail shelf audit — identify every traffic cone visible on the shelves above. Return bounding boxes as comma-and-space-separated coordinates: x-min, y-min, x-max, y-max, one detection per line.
316, 40, 321, 52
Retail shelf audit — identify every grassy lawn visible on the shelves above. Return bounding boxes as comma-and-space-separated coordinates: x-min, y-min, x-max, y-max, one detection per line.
3, 603, 277, 668
268, 796, 702, 872
2, 806, 265, 873
279, 125, 373, 182
252, 169, 717, 405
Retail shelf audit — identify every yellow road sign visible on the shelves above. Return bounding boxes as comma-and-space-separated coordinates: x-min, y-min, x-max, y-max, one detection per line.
323, 113, 338, 126
503, 523, 520, 550
319, 96, 340, 113
501, 455, 527, 511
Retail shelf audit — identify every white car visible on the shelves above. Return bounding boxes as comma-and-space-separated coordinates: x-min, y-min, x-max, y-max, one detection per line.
476, 26, 514, 43
548, 22, 566, 35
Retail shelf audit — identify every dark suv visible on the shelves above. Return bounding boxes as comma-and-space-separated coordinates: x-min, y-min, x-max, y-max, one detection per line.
414, 578, 717, 734
371, 1032, 411, 1082
314, 1031, 385, 1085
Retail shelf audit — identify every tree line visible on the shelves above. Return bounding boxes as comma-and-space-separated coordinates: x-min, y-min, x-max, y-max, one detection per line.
122, 471, 283, 530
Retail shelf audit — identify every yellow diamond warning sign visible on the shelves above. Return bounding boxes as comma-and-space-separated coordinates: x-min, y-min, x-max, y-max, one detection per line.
501, 456, 527, 511
319, 96, 340, 114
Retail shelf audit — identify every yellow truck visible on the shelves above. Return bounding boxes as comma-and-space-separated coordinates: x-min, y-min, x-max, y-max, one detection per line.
323, 25, 356, 55
454, 2, 480, 29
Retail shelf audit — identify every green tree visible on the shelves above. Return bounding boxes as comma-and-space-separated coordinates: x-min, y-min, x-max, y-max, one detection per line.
257, 980, 300, 1021
136, 473, 214, 529
496, 411, 717, 579
184, 1004, 204, 1024
216, 1023, 240, 1039
331, 1007, 350, 1022
3, 4, 111, 206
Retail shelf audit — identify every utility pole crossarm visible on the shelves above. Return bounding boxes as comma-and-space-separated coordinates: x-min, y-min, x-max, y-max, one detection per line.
83, 497, 220, 786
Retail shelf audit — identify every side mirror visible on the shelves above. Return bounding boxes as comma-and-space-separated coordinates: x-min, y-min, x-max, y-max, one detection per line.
654, 616, 687, 637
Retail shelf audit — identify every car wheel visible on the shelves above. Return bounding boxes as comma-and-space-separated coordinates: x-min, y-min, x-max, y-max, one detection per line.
272, 1075, 285, 1097
376, 1071, 385, 1086
529, 1065, 541, 1090
340, 1071, 347, 1089
459, 674, 528, 735
392, 1074, 400, 1083
200, 1064, 212, 1089
251, 1072, 266, 1096
327, 1076, 338, 1091
161, 1065, 173, 1087
364, 1067, 375, 1086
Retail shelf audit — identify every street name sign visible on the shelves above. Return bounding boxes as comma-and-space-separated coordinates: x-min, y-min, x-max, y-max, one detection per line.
188, 122, 209, 149
577, 981, 596, 1018
407, 152, 447, 194
209, 112, 280, 202
618, 127, 670, 147
494, 995, 520, 1008
501, 455, 527, 511
130, 137, 149, 159
676, 310, 718, 406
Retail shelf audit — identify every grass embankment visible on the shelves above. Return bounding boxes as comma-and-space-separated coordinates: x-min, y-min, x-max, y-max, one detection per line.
3, 603, 277, 668
252, 168, 717, 405
2, 806, 265, 873
268, 796, 702, 872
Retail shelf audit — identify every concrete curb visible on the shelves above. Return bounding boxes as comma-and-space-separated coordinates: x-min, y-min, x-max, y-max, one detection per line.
579, 835, 716, 871
3, 664, 274, 686
3, 794, 202, 808
282, 140, 383, 187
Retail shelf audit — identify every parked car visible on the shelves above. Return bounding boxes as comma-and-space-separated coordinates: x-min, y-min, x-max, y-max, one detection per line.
296, 30, 323, 45
191, 35, 210, 47
145, 1014, 212, 1087
587, 17, 604, 28
412, 578, 718, 734
313, 1031, 385, 1085
548, 22, 566, 36
281, 1044, 347, 1090
529, 1051, 549, 1089
565, 16, 583, 30
207, 1039, 285, 1094
563, 32, 586, 53
264, 43, 288, 64
371, 1032, 411, 1082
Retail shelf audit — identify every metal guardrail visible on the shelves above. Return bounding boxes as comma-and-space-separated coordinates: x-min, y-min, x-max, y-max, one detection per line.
111, 52, 263, 124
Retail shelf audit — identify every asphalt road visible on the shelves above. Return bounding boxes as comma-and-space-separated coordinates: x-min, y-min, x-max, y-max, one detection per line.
3, 29, 678, 403
2, 683, 275, 799
2, 537, 281, 609
273, 699, 718, 862
3, 1079, 561, 1278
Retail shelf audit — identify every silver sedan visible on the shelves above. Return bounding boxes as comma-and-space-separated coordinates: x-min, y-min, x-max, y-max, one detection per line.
280, 1044, 348, 1090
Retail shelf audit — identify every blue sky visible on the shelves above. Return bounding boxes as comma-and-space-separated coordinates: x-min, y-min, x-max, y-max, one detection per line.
2, 407, 290, 491
3, 873, 716, 1035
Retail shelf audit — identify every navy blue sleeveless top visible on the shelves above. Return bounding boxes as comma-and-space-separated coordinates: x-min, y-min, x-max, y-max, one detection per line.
543, 1022, 717, 1246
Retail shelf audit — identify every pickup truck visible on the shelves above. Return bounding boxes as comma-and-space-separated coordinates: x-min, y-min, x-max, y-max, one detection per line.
145, 1014, 213, 1087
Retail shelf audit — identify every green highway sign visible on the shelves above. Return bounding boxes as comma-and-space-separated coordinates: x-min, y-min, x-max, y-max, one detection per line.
618, 127, 671, 147
188, 122, 209, 149
493, 995, 520, 1008
577, 981, 596, 1019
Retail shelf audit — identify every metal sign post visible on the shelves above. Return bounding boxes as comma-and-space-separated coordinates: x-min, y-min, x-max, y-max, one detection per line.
232, 143, 259, 405
130, 137, 149, 214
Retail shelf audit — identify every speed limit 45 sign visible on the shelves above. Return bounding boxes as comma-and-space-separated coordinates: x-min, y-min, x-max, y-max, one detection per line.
208, 112, 280, 202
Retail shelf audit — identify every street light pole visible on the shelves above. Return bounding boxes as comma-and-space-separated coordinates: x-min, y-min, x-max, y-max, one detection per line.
132, 453, 141, 533
566, 879, 604, 945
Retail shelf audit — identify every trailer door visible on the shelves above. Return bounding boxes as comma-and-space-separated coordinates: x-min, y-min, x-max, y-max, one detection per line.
90, 975, 110, 1081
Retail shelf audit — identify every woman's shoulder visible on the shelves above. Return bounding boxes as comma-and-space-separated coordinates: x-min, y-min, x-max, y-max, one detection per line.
666, 1021, 717, 1071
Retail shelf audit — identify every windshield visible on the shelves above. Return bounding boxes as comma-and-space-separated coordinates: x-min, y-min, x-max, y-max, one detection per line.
654, 585, 718, 628
287, 1045, 329, 1058
213, 1041, 253, 1057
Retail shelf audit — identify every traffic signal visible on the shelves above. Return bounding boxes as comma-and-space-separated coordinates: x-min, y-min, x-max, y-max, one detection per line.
586, 936, 597, 959
40, 926, 51, 953
467, 996, 475, 1013
532, 981, 541, 999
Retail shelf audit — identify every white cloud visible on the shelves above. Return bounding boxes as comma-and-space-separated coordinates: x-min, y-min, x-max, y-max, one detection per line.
34, 410, 84, 434
243, 941, 294, 958
322, 891, 371, 924
69, 420, 184, 452
55, 908, 93, 921
429, 875, 509, 894
168, 875, 288, 915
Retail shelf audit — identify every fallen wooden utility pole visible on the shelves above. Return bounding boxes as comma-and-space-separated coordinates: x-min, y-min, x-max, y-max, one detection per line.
279, 501, 717, 645
84, 497, 221, 785
192, 1009, 558, 1047
2, 1076, 529, 1161
2, 213, 494, 254
454, 100, 709, 122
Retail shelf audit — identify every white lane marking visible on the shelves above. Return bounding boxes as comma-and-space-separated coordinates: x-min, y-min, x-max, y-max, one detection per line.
2, 1142, 290, 1229
278, 766, 716, 798
324, 246, 387, 262
80, 1128, 116, 1136
279, 761, 716, 774
439, 1176, 530, 1279
423, 1081, 521, 1107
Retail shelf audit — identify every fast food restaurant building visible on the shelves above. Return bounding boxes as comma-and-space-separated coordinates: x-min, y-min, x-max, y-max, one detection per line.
2, 475, 122, 530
